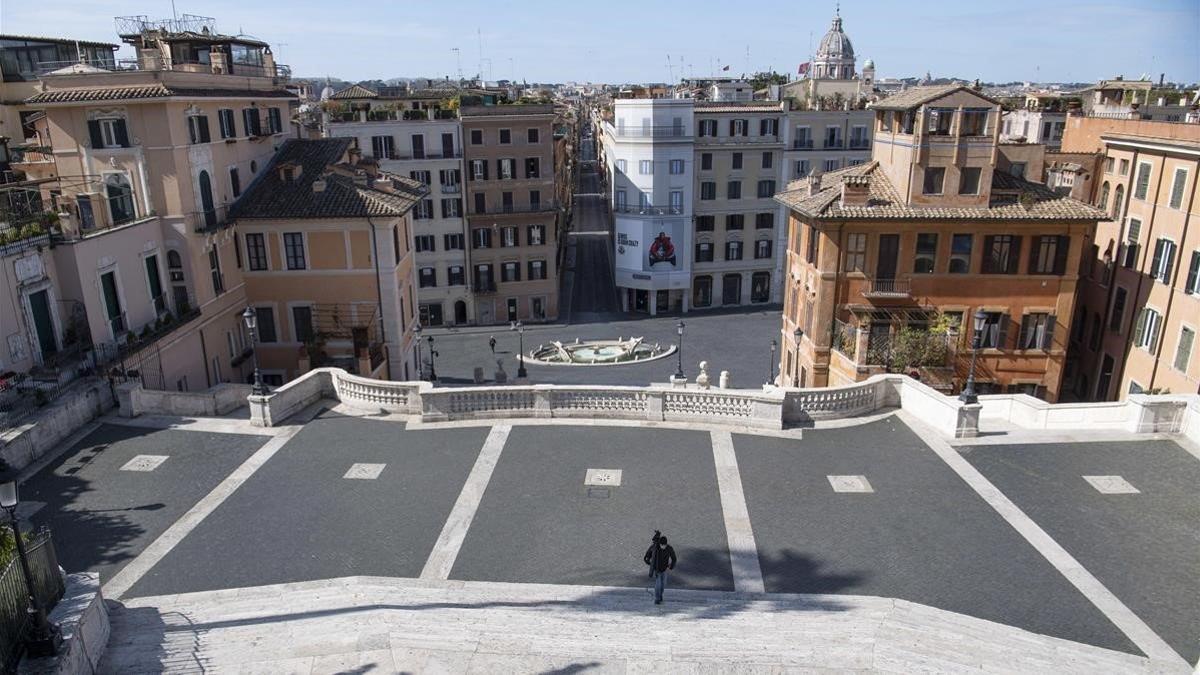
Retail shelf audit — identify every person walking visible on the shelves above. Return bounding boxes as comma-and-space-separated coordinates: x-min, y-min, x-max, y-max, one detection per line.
489, 335, 497, 354
643, 531, 676, 604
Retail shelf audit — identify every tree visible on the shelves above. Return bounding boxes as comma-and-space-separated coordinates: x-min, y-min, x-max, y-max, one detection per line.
748, 71, 788, 91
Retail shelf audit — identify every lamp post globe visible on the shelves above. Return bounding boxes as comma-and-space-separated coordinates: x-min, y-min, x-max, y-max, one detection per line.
0, 478, 61, 657
242, 306, 267, 395
959, 309, 989, 404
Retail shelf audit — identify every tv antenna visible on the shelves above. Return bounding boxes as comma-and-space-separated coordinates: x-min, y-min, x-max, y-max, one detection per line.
452, 47, 463, 81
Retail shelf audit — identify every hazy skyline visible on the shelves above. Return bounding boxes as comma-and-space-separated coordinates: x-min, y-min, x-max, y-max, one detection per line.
2, 0, 1197, 85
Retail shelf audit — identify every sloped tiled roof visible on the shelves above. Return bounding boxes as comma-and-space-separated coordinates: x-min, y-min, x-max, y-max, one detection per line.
26, 84, 296, 104
0, 34, 117, 48
230, 138, 428, 220
774, 161, 1106, 222
872, 84, 998, 111
328, 84, 379, 100
693, 101, 785, 113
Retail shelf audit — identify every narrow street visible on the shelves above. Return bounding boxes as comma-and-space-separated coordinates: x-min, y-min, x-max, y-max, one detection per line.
562, 115, 620, 323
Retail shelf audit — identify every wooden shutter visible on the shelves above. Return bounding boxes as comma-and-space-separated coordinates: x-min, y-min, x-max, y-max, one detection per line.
114, 119, 130, 147
1135, 163, 1151, 199
198, 116, 211, 143
1186, 251, 1200, 293
1150, 239, 1164, 278
981, 235, 996, 273
87, 120, 103, 148
1132, 308, 1147, 346
1007, 237, 1022, 274
996, 314, 1010, 349
1042, 315, 1057, 350
1053, 236, 1070, 275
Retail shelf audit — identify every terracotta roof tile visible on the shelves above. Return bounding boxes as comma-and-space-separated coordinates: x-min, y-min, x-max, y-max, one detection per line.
871, 84, 998, 111
328, 84, 379, 100
26, 84, 296, 104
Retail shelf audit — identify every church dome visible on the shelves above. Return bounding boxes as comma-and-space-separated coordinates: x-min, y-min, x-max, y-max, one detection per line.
816, 15, 855, 61
863, 58, 874, 69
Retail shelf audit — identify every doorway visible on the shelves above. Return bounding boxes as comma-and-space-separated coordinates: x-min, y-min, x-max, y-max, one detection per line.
27, 289, 57, 358
722, 274, 742, 305
506, 298, 518, 322
454, 300, 468, 325
876, 234, 899, 280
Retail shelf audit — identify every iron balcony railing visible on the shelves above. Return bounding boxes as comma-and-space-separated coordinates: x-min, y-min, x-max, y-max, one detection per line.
824, 139, 844, 149
849, 139, 871, 149
613, 204, 685, 216
471, 200, 559, 216
187, 204, 232, 233
441, 183, 462, 194
861, 277, 912, 298
792, 139, 814, 150
613, 126, 691, 139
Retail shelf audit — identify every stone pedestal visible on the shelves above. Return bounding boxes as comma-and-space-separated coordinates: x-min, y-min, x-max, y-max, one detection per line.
669, 376, 688, 389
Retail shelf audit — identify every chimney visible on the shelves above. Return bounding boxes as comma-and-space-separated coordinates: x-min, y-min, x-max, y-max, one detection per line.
807, 170, 825, 196
840, 175, 870, 206
312, 179, 327, 193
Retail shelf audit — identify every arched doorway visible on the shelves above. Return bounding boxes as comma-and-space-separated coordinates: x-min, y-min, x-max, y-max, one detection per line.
454, 300, 467, 325
198, 170, 215, 227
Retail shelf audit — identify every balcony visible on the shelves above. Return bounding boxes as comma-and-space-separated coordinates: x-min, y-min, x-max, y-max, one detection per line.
470, 200, 559, 216
612, 126, 691, 139
849, 139, 871, 150
385, 150, 463, 161
861, 277, 912, 299
823, 139, 845, 150
441, 184, 462, 194
35, 57, 290, 81
792, 139, 814, 150
697, 134, 781, 146
187, 204, 232, 234
613, 204, 684, 216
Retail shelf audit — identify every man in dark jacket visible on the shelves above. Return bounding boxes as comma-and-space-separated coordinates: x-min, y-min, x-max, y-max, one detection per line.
643, 533, 677, 604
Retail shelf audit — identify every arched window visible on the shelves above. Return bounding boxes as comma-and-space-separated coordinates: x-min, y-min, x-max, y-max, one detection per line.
1112, 184, 1125, 219
105, 173, 136, 225
1098, 181, 1110, 210
167, 250, 183, 269
198, 170, 216, 227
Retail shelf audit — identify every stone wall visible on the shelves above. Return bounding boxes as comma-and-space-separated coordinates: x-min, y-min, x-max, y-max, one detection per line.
0, 379, 113, 473
978, 392, 1197, 435
117, 383, 252, 418
18, 573, 108, 675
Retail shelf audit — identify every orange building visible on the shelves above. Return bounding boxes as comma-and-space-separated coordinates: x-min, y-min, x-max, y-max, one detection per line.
775, 85, 1104, 400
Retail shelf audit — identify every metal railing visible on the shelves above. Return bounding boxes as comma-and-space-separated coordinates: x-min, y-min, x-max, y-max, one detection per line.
823, 139, 844, 149
832, 319, 857, 358
613, 204, 684, 216
471, 200, 559, 215
187, 204, 231, 233
861, 277, 912, 298
0, 529, 64, 673
792, 139, 814, 150
849, 139, 871, 149
386, 150, 462, 161
441, 184, 462, 194
613, 126, 690, 138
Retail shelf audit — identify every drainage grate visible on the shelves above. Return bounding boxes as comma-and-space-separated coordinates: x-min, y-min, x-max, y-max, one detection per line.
586, 487, 611, 499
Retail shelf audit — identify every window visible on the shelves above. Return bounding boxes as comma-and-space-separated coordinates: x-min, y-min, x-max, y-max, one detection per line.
1174, 327, 1195, 372
419, 267, 437, 288
700, 153, 713, 171
751, 272, 771, 303
806, 225, 819, 264
928, 108, 953, 135
1105, 157, 1115, 174
949, 234, 972, 273
1133, 161, 1152, 201
283, 233, 306, 270
1186, 251, 1200, 294
754, 240, 772, 259
725, 241, 743, 260
242, 108, 262, 136
759, 118, 778, 136
761, 152, 773, 169
218, 109, 236, 138
698, 119, 717, 137
1030, 235, 1069, 275
413, 199, 434, 220
670, 191, 683, 213
292, 306, 313, 343
410, 170, 432, 185
501, 261, 521, 282
267, 108, 282, 134
669, 159, 684, 174
441, 198, 462, 218
845, 233, 866, 272
700, 182, 716, 200
693, 276, 713, 307
923, 167, 946, 194
1109, 287, 1127, 332
246, 233, 267, 270
187, 115, 211, 144
824, 126, 842, 148
696, 215, 715, 232
914, 233, 938, 273
1122, 217, 1141, 268
823, 159, 839, 172
440, 168, 461, 189
470, 129, 483, 145
1133, 307, 1162, 351
755, 212, 774, 229
527, 225, 545, 246
448, 266, 465, 285
528, 260, 547, 280
1090, 314, 1103, 351
959, 167, 982, 195
730, 119, 748, 136
982, 235, 1021, 274
498, 158, 515, 179
105, 173, 136, 225
415, 235, 435, 252
695, 242, 714, 262
469, 159, 488, 182
960, 109, 988, 136
444, 233, 464, 250
1150, 238, 1177, 284
979, 312, 1007, 349
1112, 184, 1125, 218
229, 167, 241, 198
255, 307, 277, 342
371, 135, 395, 159
525, 157, 540, 178
795, 160, 810, 178
727, 181, 742, 199
473, 228, 491, 249
725, 214, 744, 230
639, 160, 653, 175
474, 264, 494, 290
495, 226, 516, 248
1168, 167, 1188, 209
1098, 182, 1110, 210
209, 246, 224, 295
1009, 162, 1026, 179
527, 128, 539, 143
756, 180, 777, 198
615, 159, 627, 173
499, 129, 511, 144
88, 117, 129, 148
1019, 313, 1055, 350
732, 153, 743, 170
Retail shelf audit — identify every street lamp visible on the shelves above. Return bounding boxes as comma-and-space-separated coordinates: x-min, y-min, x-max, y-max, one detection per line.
427, 335, 438, 382
241, 307, 267, 396
792, 327, 803, 387
510, 321, 527, 379
674, 320, 685, 379
768, 339, 777, 386
0, 478, 61, 657
413, 324, 424, 381
959, 309, 988, 404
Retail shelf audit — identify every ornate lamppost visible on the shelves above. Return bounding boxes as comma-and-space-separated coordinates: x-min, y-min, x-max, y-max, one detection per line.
959, 309, 988, 404
413, 324, 424, 380
0, 478, 61, 657
427, 335, 438, 382
241, 306, 267, 395
768, 339, 777, 386
793, 327, 803, 386
674, 320, 685, 380
511, 321, 527, 379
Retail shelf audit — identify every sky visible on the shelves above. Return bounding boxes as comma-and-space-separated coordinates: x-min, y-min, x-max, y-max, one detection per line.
2, 0, 1197, 85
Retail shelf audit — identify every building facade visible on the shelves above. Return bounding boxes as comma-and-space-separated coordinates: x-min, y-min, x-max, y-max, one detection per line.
1062, 116, 1200, 399
461, 104, 561, 324
776, 85, 1104, 400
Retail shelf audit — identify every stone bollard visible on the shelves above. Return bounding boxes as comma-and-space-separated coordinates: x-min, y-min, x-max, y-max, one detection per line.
696, 361, 710, 389
719, 371, 730, 389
